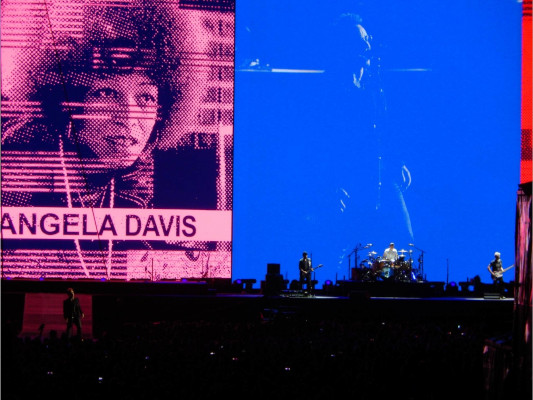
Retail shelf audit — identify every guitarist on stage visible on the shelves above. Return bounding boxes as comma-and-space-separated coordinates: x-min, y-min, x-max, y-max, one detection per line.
487, 251, 513, 299
299, 251, 315, 296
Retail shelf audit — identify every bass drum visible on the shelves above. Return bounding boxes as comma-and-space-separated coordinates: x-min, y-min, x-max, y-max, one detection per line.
394, 255, 406, 268
393, 260, 414, 282
398, 259, 412, 272
372, 258, 393, 279
372, 258, 389, 272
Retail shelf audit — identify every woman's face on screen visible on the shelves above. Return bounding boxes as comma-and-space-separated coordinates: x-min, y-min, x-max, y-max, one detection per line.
75, 72, 159, 170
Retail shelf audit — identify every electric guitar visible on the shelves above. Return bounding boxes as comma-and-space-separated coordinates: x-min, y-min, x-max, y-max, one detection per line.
301, 264, 324, 275
491, 265, 514, 280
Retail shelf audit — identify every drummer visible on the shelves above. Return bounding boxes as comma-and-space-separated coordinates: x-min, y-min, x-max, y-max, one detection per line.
382, 243, 398, 278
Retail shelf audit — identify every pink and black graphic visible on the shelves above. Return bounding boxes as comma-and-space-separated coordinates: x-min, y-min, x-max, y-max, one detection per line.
1, 0, 234, 280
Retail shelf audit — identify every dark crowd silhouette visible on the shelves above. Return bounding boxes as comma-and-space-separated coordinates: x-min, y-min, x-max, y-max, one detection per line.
2, 307, 518, 400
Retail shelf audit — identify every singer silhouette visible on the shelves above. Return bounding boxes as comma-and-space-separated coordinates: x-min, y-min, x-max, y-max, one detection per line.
299, 252, 315, 296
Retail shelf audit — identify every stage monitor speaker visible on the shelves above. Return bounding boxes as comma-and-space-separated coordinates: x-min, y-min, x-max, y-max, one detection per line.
267, 263, 280, 275
263, 274, 286, 296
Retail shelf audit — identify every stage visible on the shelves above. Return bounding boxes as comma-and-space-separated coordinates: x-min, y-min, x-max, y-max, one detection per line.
2, 278, 515, 340
2, 277, 525, 400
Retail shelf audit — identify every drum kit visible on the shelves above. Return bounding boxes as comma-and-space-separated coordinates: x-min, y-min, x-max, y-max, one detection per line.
358, 249, 417, 283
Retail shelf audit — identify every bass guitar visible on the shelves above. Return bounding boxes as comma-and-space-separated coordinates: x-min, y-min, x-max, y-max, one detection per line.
301, 264, 324, 275
491, 265, 514, 280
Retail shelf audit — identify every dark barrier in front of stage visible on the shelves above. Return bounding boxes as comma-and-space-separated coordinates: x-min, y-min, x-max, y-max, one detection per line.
333, 280, 446, 298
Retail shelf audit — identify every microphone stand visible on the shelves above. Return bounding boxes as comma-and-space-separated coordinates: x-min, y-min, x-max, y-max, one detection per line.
409, 244, 426, 281
348, 243, 366, 281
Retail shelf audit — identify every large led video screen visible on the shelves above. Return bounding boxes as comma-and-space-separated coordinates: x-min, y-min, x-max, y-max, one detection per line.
1, 0, 234, 280
1, 0, 524, 288
232, 0, 523, 286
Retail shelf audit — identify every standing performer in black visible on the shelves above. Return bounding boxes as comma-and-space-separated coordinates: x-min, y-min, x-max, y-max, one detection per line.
63, 288, 85, 340
299, 251, 314, 296
487, 252, 514, 299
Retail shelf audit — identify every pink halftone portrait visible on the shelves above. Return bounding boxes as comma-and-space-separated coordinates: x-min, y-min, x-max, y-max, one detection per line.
1, 0, 234, 281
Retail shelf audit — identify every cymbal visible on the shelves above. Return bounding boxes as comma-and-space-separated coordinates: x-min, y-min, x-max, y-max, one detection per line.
369, 251, 377, 255
398, 249, 408, 253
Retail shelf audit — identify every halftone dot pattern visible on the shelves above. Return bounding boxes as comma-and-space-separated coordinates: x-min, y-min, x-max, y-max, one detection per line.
1, 0, 234, 280
521, 129, 532, 183
222, 133, 233, 210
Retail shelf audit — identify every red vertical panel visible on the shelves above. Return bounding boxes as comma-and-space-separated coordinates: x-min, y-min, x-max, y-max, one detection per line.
522, 1, 532, 184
